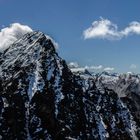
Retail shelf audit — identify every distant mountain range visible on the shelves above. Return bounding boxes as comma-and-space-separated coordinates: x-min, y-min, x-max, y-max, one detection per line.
0, 31, 139, 139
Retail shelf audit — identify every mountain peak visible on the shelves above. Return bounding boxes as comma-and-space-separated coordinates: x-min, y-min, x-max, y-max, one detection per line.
1, 31, 56, 70
3, 31, 57, 54
0, 31, 139, 140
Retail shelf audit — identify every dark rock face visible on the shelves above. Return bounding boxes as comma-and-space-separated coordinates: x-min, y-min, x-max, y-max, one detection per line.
0, 32, 139, 139
94, 72, 140, 139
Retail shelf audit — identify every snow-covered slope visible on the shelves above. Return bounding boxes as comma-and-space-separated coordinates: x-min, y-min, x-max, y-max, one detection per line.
0, 31, 139, 139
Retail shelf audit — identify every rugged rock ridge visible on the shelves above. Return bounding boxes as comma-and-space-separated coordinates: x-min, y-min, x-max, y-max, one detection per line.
95, 72, 140, 136
0, 31, 139, 139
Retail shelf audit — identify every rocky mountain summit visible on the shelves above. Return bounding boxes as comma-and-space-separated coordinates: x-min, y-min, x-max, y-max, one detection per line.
0, 31, 139, 140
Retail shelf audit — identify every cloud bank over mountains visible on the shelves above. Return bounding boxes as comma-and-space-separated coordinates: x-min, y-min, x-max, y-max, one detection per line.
68, 62, 138, 73
83, 17, 140, 40
68, 62, 115, 72
0, 23, 32, 51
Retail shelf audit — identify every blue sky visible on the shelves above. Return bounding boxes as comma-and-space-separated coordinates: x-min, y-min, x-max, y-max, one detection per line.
1, 0, 140, 73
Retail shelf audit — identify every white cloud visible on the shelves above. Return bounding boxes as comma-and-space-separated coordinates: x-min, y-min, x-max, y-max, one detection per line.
69, 62, 115, 73
129, 64, 137, 69
71, 67, 85, 72
68, 62, 79, 68
83, 17, 140, 40
121, 22, 140, 36
0, 23, 33, 51
68, 62, 115, 73
85, 65, 103, 70
90, 65, 103, 70
69, 63, 103, 72
104, 67, 115, 71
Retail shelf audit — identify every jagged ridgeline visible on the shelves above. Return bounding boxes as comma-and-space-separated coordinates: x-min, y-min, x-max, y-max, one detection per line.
0, 31, 139, 140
